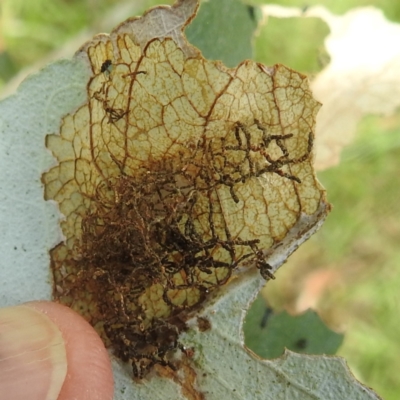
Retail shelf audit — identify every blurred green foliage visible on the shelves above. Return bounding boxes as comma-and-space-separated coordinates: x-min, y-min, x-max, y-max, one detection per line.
318, 116, 400, 400
1, 0, 110, 80
251, 0, 400, 22
0, 0, 174, 88
254, 17, 330, 75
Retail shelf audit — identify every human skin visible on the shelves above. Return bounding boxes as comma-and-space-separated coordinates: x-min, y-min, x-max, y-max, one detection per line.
0, 301, 114, 400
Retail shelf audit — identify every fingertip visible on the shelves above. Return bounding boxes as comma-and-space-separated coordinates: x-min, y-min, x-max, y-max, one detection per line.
0, 304, 67, 400
26, 302, 114, 400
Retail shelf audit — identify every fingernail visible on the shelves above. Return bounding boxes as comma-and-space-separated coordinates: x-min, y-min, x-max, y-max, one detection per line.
0, 305, 67, 400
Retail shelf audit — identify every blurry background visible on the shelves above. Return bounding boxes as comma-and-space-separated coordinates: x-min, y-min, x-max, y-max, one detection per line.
1, 0, 399, 398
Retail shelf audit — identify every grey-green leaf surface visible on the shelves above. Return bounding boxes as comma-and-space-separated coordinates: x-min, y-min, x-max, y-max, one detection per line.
0, 58, 90, 307
179, 271, 379, 400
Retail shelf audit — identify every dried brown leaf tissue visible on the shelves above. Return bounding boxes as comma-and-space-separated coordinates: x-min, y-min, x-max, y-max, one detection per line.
42, 0, 330, 379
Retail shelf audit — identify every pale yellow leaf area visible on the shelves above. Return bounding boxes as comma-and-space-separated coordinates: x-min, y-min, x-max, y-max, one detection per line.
261, 4, 400, 170
43, 30, 323, 377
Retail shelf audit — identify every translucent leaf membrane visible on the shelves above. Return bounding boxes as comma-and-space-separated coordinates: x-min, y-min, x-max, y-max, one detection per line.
42, 0, 327, 381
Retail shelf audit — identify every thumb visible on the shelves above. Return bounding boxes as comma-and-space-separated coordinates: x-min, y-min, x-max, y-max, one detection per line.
0, 301, 114, 400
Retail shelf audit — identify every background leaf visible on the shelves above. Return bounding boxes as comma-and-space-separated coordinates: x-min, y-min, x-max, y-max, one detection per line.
185, 0, 260, 66
244, 295, 344, 359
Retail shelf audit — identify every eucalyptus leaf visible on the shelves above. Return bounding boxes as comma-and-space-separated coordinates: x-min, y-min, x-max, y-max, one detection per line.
186, 0, 260, 66
0, 1, 380, 399
244, 295, 344, 359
